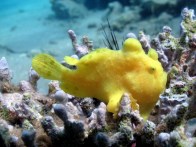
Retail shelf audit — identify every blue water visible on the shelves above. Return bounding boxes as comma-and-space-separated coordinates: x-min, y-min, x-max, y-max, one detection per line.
0, 0, 195, 92
1, 0, 193, 54
0, 0, 68, 53
0, 0, 70, 93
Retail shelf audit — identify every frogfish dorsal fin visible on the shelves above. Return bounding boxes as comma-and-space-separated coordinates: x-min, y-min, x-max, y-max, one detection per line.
148, 48, 158, 60
122, 38, 144, 53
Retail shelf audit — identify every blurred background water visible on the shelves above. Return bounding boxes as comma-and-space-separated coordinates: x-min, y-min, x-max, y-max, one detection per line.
0, 0, 196, 93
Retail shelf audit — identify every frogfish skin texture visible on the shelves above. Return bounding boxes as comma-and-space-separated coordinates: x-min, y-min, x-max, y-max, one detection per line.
32, 38, 167, 119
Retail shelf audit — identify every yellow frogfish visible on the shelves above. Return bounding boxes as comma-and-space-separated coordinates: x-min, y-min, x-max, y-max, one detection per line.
32, 38, 167, 119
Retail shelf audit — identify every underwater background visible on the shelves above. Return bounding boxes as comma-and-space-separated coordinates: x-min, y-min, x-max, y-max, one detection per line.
0, 0, 196, 147
1, 0, 195, 92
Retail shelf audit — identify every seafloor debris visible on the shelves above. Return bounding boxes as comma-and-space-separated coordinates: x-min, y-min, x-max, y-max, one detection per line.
0, 8, 196, 147
50, 0, 87, 19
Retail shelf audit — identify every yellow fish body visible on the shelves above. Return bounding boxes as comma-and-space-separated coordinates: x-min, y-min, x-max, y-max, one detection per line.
32, 38, 167, 119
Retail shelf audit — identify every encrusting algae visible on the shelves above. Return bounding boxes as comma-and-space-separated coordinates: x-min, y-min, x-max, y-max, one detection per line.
32, 38, 167, 119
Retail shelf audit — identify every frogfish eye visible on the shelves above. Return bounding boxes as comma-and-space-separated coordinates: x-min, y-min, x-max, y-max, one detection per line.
149, 67, 156, 73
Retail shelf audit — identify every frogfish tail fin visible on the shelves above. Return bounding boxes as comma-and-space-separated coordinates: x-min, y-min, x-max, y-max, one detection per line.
32, 54, 67, 81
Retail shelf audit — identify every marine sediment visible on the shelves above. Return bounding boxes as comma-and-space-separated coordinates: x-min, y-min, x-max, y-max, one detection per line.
0, 8, 195, 147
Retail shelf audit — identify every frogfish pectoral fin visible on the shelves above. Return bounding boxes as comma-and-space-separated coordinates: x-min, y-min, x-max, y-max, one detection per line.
64, 56, 79, 65
129, 94, 139, 111
106, 91, 124, 117
129, 95, 151, 121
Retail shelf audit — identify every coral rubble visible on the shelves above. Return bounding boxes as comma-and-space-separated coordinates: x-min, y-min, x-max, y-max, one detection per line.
0, 7, 196, 147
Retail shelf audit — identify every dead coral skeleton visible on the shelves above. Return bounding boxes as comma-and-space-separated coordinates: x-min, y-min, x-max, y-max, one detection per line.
68, 29, 93, 58
0, 7, 196, 147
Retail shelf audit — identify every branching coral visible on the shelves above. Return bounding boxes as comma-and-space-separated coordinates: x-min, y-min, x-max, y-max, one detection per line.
68, 30, 93, 58
0, 7, 196, 147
